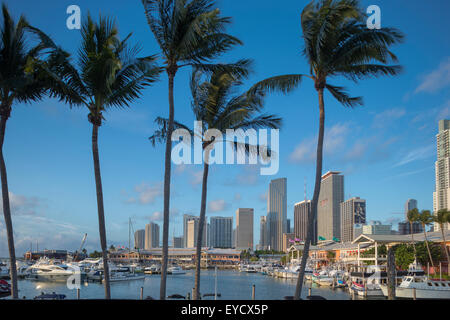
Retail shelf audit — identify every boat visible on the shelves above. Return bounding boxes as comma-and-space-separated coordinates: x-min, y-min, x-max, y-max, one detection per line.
104, 271, 145, 282
144, 264, 161, 274
312, 272, 334, 287
27, 258, 86, 282
0, 263, 9, 279
34, 292, 66, 300
168, 265, 186, 275
0, 279, 11, 297
379, 275, 450, 299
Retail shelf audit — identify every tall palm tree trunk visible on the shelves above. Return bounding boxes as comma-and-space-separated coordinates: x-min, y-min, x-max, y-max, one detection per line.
194, 159, 210, 300
92, 123, 111, 299
294, 87, 325, 300
160, 71, 176, 300
410, 222, 417, 259
0, 112, 18, 299
423, 226, 435, 269
439, 224, 450, 275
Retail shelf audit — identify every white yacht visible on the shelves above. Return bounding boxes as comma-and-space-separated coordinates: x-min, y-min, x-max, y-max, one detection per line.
27, 258, 85, 281
144, 264, 161, 274
312, 271, 334, 287
379, 275, 450, 299
168, 265, 186, 275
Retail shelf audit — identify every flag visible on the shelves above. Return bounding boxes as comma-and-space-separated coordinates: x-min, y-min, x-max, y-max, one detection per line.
318, 236, 326, 241
332, 237, 340, 242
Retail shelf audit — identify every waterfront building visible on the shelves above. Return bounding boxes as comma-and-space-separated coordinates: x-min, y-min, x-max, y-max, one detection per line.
134, 229, 145, 250
186, 218, 207, 248
293, 200, 316, 244
267, 178, 287, 251
340, 197, 366, 242
317, 171, 344, 242
183, 214, 198, 248
282, 233, 296, 252
173, 236, 183, 248
210, 216, 233, 248
259, 216, 268, 250
433, 120, 450, 230
362, 221, 392, 235
236, 208, 254, 250
145, 223, 160, 249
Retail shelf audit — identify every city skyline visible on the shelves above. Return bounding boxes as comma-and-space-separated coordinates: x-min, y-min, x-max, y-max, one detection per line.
1, 0, 449, 256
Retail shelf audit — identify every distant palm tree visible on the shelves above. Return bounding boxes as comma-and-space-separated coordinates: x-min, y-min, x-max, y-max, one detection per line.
249, 0, 404, 299
0, 4, 61, 298
141, 0, 247, 299
433, 209, 450, 273
151, 66, 281, 299
407, 208, 419, 259
45, 14, 161, 299
418, 210, 435, 269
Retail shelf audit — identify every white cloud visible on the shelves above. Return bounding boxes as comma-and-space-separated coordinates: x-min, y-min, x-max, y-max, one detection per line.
394, 145, 435, 167
0, 192, 46, 216
208, 199, 228, 213
415, 57, 450, 94
126, 182, 163, 205
372, 108, 406, 128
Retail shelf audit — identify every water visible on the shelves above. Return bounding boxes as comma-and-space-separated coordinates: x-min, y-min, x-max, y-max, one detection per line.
7, 270, 352, 300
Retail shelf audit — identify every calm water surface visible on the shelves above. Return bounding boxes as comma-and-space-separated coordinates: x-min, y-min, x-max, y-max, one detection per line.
6, 270, 354, 300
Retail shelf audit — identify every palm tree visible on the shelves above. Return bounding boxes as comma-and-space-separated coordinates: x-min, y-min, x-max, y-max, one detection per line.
434, 209, 450, 274
141, 0, 247, 299
0, 4, 61, 298
407, 208, 419, 259
151, 66, 281, 299
44, 14, 161, 299
249, 0, 404, 299
418, 210, 435, 270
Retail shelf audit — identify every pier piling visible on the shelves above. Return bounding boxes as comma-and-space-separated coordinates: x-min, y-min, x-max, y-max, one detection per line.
140, 287, 144, 300
251, 284, 255, 300
387, 247, 396, 300
77, 288, 80, 300
413, 288, 416, 300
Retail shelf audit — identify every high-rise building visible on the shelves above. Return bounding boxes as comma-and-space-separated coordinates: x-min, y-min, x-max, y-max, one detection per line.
433, 120, 450, 231
134, 229, 145, 250
317, 171, 344, 242
173, 236, 183, 248
210, 216, 233, 248
363, 221, 391, 235
236, 208, 254, 250
186, 218, 207, 248
294, 200, 316, 244
282, 233, 295, 252
259, 216, 267, 250
405, 199, 418, 219
267, 178, 287, 251
145, 223, 160, 249
398, 221, 423, 235
287, 219, 291, 234
340, 197, 366, 242
183, 214, 197, 248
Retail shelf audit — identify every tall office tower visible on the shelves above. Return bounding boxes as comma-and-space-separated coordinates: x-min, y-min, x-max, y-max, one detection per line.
210, 216, 233, 248
398, 221, 423, 235
287, 219, 291, 234
145, 222, 160, 249
434, 120, 450, 231
405, 199, 418, 219
183, 214, 197, 247
267, 178, 287, 251
259, 216, 267, 249
294, 200, 317, 244
236, 208, 254, 250
134, 229, 145, 250
173, 236, 183, 248
317, 171, 344, 241
186, 218, 207, 248
340, 197, 366, 242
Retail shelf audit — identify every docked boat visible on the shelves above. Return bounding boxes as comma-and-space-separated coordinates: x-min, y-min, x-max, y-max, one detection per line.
379, 275, 450, 299
0, 266, 9, 279
312, 272, 334, 287
0, 279, 11, 297
104, 272, 145, 282
144, 264, 161, 274
27, 258, 86, 282
34, 292, 66, 300
168, 265, 186, 275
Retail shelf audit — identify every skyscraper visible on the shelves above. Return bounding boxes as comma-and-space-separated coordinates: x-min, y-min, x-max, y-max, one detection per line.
209, 216, 233, 248
183, 214, 197, 247
317, 171, 344, 242
134, 229, 145, 250
340, 197, 366, 242
405, 199, 418, 219
186, 218, 207, 248
236, 208, 254, 250
294, 200, 316, 244
173, 236, 183, 248
145, 223, 160, 249
267, 178, 287, 251
259, 216, 267, 250
433, 120, 450, 230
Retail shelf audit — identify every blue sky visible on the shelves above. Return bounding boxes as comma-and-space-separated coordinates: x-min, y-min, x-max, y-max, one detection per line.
1, 0, 449, 256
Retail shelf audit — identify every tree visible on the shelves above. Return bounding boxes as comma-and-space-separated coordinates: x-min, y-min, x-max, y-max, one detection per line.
142, 0, 247, 299
407, 208, 419, 259
0, 4, 62, 298
150, 66, 281, 299
249, 0, 403, 299
434, 209, 450, 273
418, 210, 435, 269
46, 14, 161, 299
